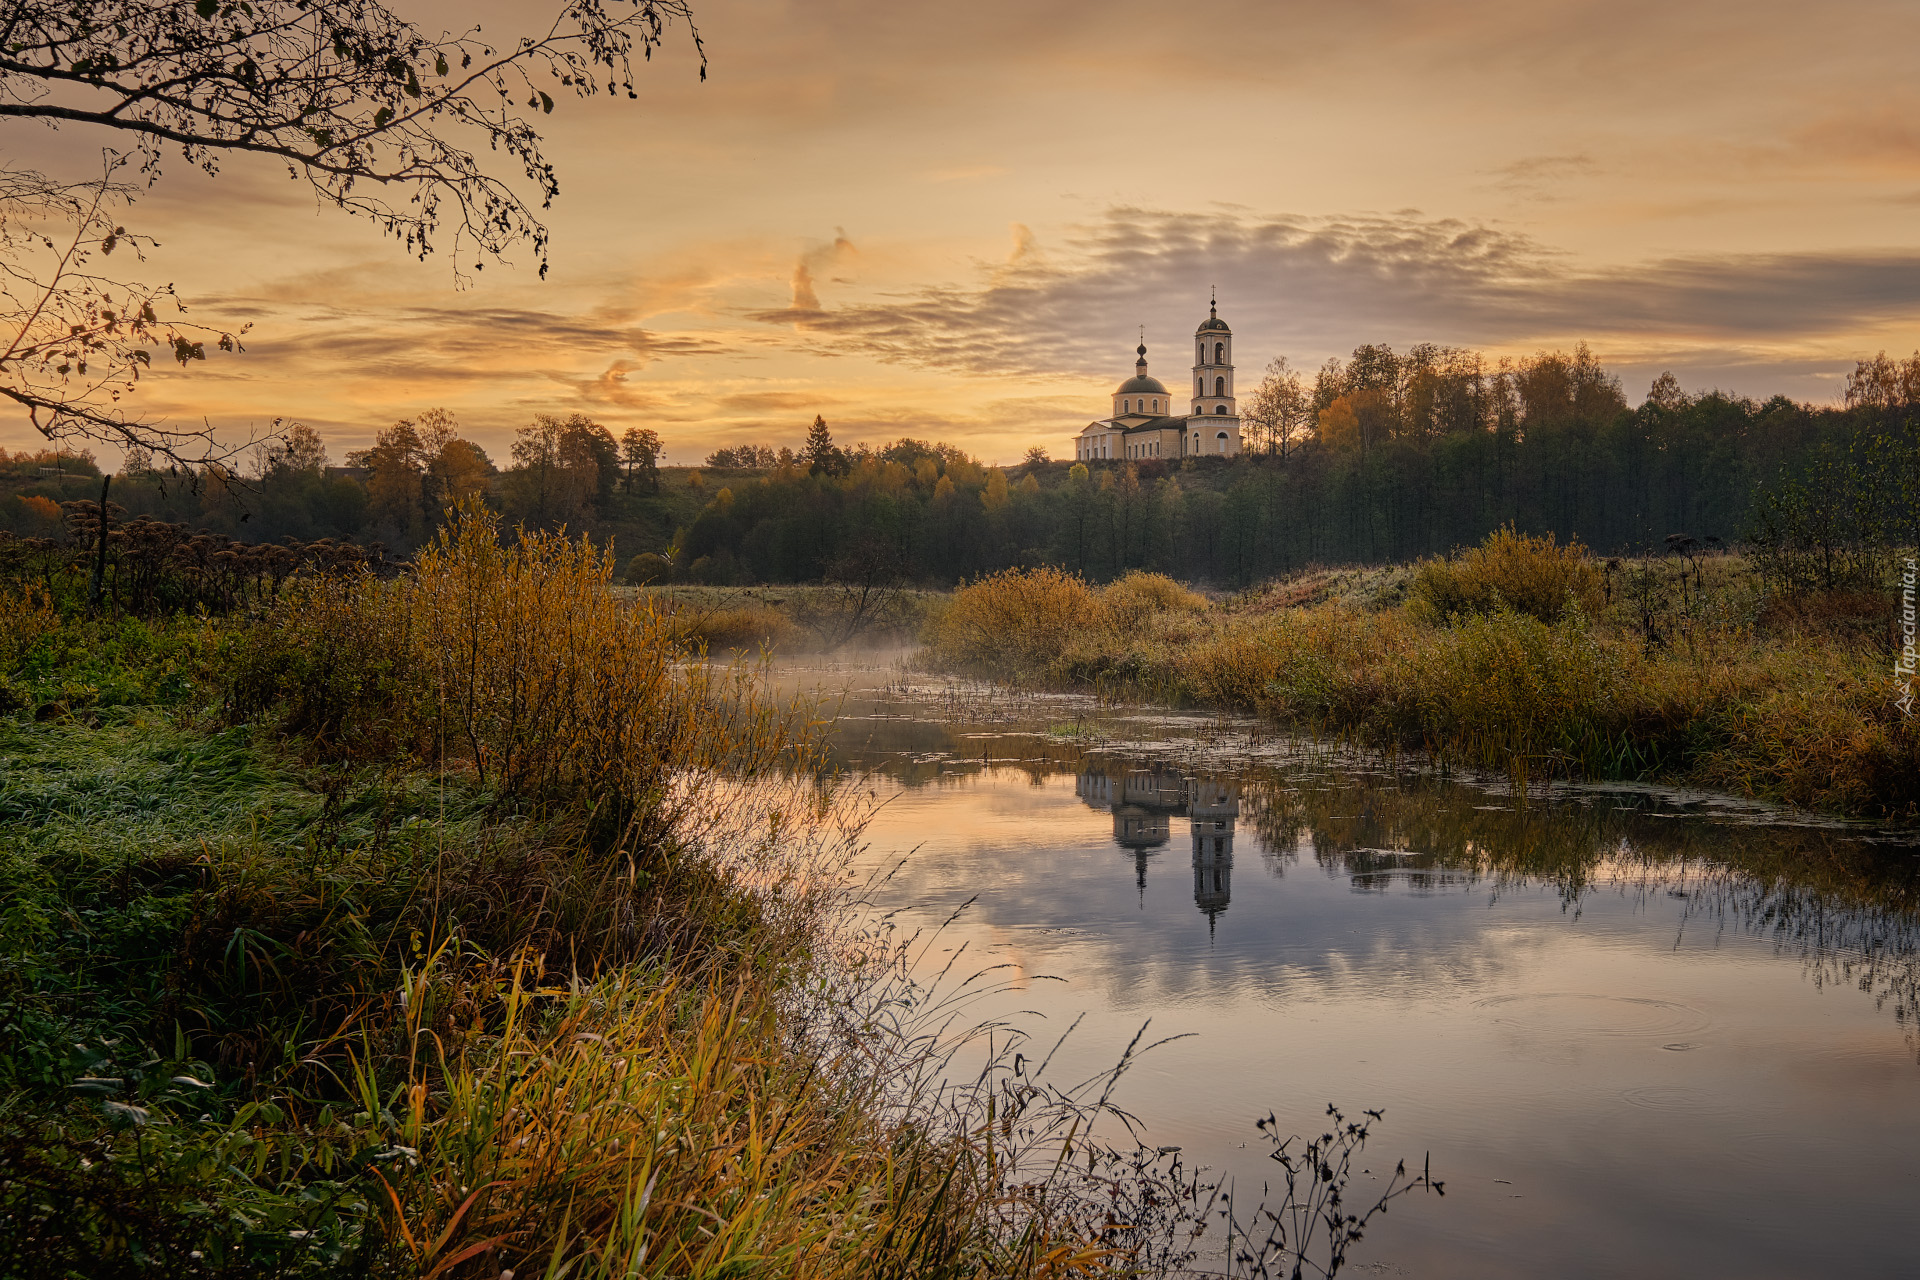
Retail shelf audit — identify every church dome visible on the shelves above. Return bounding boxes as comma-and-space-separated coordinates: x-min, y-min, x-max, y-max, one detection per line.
1116, 339, 1168, 396
1196, 314, 1230, 333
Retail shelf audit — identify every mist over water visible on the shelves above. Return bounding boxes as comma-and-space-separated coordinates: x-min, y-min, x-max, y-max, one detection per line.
787, 658, 1920, 1279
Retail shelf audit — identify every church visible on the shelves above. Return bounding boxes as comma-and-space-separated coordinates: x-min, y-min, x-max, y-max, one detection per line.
1073, 296, 1244, 462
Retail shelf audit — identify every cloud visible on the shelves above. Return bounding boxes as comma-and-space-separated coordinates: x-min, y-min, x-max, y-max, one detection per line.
752, 228, 860, 326
789, 261, 822, 313
716, 390, 840, 412
1484, 153, 1600, 201
1490, 154, 1598, 184
739, 205, 1920, 382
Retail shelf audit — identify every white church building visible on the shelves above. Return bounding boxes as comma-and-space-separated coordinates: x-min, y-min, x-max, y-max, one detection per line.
1073, 297, 1243, 462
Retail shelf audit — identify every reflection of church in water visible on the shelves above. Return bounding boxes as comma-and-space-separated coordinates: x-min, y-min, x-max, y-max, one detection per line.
1076, 766, 1239, 927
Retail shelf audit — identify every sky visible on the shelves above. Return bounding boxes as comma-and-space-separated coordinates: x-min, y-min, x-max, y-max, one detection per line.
8, 0, 1920, 466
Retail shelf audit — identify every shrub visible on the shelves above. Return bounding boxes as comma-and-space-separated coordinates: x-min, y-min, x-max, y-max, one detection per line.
668, 601, 803, 652
227, 504, 808, 849
0, 584, 56, 671
1409, 526, 1602, 626
1184, 606, 1417, 731
925, 566, 1108, 679
1103, 571, 1206, 630
1411, 606, 1621, 783
625, 550, 673, 584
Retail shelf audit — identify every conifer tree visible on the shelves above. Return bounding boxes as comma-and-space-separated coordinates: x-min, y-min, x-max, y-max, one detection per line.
803, 415, 847, 476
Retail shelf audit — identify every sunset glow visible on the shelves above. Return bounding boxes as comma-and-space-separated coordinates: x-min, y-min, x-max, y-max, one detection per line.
7, 0, 1919, 465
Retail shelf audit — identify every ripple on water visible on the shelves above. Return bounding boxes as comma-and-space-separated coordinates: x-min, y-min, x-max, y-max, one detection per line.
1474, 992, 1713, 1040
1619, 1084, 1716, 1113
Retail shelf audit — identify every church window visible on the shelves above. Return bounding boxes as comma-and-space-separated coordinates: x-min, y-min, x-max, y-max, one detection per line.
1215, 377, 1225, 396
1152, 398, 1159, 412
1214, 342, 1224, 363
1214, 404, 1226, 414
1123, 398, 1129, 413
1216, 430, 1229, 453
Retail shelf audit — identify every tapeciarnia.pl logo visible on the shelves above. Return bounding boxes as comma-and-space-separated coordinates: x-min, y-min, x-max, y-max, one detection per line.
1898, 557, 1917, 718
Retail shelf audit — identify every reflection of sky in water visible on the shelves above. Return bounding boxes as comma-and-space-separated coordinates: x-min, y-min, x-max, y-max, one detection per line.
819, 685, 1920, 1280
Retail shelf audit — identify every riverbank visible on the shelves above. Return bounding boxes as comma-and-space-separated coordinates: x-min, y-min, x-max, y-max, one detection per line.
1, 511, 1238, 1278
920, 532, 1917, 821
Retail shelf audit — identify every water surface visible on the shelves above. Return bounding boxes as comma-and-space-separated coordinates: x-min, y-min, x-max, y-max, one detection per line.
797, 659, 1920, 1279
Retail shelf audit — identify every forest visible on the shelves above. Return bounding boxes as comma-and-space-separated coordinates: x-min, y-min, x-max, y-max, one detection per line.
3, 345, 1915, 591
676, 346, 1918, 586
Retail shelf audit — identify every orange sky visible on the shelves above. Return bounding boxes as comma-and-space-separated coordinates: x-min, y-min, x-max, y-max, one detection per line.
8, 0, 1920, 466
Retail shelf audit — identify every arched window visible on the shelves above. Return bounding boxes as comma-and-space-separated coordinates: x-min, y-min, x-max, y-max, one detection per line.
1214, 342, 1225, 364
1196, 377, 1203, 394
1192, 433, 1199, 451
1152, 398, 1159, 412
1123, 398, 1130, 413
1216, 430, 1229, 453
1215, 377, 1225, 396
1215, 404, 1227, 414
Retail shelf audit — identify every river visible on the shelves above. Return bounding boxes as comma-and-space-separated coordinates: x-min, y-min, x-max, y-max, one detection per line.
788, 657, 1920, 1278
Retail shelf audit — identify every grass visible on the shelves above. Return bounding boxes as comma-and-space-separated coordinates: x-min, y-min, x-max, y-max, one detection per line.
1, 508, 1436, 1278
921, 540, 1920, 820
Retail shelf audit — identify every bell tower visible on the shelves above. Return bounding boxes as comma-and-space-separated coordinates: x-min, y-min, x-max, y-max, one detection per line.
1191, 291, 1235, 416
1187, 290, 1242, 456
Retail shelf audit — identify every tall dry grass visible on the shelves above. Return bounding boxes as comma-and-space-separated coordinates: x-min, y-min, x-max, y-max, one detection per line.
228, 504, 811, 849
366, 930, 1240, 1280
922, 534, 1920, 819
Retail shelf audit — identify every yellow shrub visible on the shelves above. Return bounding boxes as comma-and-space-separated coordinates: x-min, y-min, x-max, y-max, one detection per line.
1185, 605, 1416, 727
1103, 570, 1207, 630
925, 566, 1108, 678
670, 602, 803, 652
1409, 525, 1602, 625
232, 504, 807, 849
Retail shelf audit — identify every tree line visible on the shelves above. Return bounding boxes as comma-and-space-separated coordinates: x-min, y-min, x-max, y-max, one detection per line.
6, 346, 1915, 589
671, 348, 1917, 586
0, 412, 671, 554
